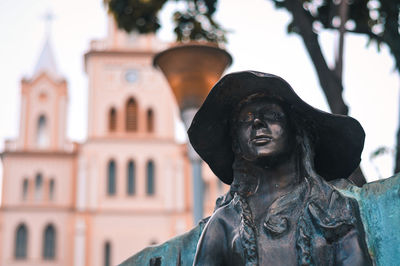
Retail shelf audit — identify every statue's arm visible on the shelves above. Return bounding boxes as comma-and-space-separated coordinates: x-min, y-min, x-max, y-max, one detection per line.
193, 211, 229, 266
335, 228, 373, 266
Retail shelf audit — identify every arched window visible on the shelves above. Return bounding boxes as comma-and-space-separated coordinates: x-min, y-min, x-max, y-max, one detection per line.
146, 109, 154, 133
127, 160, 135, 195
104, 241, 111, 266
107, 160, 116, 195
37, 115, 49, 148
126, 98, 138, 132
43, 224, 56, 259
35, 173, 43, 200
22, 179, 29, 200
15, 224, 27, 259
109, 108, 117, 132
49, 179, 55, 201
146, 160, 155, 195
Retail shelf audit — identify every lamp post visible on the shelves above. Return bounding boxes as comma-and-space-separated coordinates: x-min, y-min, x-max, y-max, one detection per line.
153, 42, 232, 224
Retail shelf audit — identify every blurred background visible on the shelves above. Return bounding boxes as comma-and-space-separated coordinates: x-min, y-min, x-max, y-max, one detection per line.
0, 0, 399, 265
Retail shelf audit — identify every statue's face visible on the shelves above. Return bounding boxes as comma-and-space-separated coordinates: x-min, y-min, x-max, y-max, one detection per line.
235, 100, 292, 163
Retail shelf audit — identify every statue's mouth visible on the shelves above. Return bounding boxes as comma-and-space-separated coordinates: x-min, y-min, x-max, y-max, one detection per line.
251, 135, 272, 145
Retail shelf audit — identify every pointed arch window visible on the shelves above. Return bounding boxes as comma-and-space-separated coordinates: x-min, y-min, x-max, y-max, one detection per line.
15, 224, 28, 259
43, 224, 56, 259
146, 160, 155, 196
146, 109, 154, 133
37, 114, 49, 148
107, 160, 116, 195
104, 241, 111, 266
22, 179, 29, 200
127, 160, 135, 195
126, 98, 138, 132
35, 173, 43, 200
49, 179, 55, 201
109, 108, 117, 132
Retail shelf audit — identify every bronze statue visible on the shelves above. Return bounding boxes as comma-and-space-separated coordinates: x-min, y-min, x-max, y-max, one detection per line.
188, 71, 372, 265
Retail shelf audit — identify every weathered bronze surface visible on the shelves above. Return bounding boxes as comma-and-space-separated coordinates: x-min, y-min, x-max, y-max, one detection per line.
121, 71, 400, 266
189, 71, 371, 265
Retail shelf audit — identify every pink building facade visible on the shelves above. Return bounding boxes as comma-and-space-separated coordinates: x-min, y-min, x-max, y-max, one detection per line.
0, 16, 227, 266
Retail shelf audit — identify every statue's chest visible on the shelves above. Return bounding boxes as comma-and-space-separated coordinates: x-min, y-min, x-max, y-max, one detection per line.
229, 213, 335, 266
255, 219, 334, 266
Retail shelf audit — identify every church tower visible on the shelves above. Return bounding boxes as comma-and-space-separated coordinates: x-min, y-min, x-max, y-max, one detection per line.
17, 36, 70, 151
0, 11, 227, 266
74, 16, 193, 266
0, 35, 77, 266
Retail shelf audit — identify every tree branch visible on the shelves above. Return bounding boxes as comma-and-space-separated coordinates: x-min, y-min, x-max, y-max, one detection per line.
283, 0, 366, 185
284, 0, 348, 115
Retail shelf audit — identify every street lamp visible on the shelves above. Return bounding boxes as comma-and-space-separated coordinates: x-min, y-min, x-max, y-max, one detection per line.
153, 42, 232, 224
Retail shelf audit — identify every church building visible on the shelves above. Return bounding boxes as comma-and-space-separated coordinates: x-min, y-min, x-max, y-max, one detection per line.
0, 14, 226, 266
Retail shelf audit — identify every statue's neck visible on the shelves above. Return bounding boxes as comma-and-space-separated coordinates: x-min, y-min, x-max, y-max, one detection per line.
231, 153, 300, 207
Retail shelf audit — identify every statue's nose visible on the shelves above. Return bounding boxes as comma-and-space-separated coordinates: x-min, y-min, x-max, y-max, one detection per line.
253, 118, 265, 128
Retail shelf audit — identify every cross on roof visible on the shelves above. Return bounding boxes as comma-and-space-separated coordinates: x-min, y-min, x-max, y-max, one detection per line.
42, 10, 55, 35
32, 9, 62, 80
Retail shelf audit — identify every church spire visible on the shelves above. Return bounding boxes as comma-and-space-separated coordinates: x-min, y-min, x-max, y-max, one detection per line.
32, 10, 62, 80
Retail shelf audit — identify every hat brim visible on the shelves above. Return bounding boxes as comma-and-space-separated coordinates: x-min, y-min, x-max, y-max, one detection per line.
188, 71, 365, 185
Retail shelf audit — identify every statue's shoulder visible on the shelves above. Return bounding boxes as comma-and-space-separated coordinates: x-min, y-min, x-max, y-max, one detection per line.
204, 196, 241, 231
210, 192, 243, 220
118, 194, 239, 266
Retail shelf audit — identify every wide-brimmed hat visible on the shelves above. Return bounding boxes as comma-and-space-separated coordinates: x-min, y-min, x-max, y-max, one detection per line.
188, 71, 365, 185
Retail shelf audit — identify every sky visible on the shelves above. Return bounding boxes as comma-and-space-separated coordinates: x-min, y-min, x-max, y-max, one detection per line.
0, 0, 399, 182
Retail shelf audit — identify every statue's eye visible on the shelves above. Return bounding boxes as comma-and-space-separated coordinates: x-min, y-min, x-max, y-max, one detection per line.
263, 112, 284, 121
239, 112, 254, 122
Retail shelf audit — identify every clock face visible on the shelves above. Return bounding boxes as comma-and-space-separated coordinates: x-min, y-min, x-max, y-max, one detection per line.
125, 70, 138, 83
